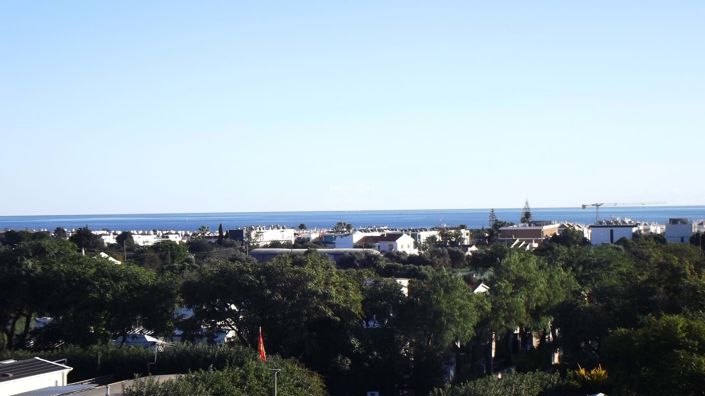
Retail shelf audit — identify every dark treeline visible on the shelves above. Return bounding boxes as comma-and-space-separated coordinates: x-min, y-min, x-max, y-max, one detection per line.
2, 228, 705, 395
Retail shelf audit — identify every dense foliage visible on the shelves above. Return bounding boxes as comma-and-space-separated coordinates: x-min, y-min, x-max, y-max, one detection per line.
3, 227, 705, 395
0, 343, 325, 394
124, 362, 326, 396
431, 371, 562, 396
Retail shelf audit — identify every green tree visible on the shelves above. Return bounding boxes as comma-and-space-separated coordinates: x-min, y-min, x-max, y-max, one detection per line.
431, 371, 562, 396
69, 227, 104, 251
605, 314, 705, 396
1, 230, 47, 246
333, 221, 353, 233
0, 238, 82, 349
401, 271, 490, 393
690, 232, 705, 254
438, 229, 465, 247
53, 227, 67, 240
150, 240, 193, 273
182, 252, 363, 390
116, 231, 134, 250
485, 251, 575, 368
34, 259, 178, 348
488, 209, 498, 228
544, 228, 590, 248
520, 199, 532, 224
217, 223, 224, 242
197, 225, 210, 237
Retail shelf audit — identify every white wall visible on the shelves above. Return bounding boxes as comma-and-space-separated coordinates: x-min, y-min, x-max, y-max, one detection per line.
413, 230, 440, 246
376, 234, 417, 255
0, 370, 70, 396
666, 223, 695, 243
332, 234, 354, 248
250, 228, 296, 246
352, 231, 383, 244
590, 227, 636, 244
132, 234, 160, 246
100, 235, 117, 245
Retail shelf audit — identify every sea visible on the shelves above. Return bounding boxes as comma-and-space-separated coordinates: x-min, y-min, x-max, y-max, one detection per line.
0, 206, 704, 232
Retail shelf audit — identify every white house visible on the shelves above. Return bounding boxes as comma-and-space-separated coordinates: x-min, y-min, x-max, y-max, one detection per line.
589, 221, 638, 244
666, 218, 695, 243
356, 233, 418, 255
250, 227, 296, 246
132, 233, 161, 246
99, 233, 117, 245
228, 226, 296, 246
410, 230, 441, 247
498, 224, 560, 242
0, 357, 72, 396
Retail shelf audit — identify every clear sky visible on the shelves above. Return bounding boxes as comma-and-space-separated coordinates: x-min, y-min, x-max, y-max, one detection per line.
1, 1, 703, 215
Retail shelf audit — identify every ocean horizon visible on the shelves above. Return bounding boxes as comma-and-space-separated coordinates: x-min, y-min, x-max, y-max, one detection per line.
1, 205, 704, 232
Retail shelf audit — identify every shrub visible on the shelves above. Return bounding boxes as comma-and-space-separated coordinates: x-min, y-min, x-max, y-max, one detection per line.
0, 343, 325, 395
431, 371, 562, 396
566, 364, 608, 393
125, 360, 326, 396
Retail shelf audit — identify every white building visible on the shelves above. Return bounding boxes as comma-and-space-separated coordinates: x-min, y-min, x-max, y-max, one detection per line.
249, 227, 296, 246
321, 230, 385, 249
498, 224, 560, 242
356, 233, 418, 255
666, 218, 695, 243
410, 230, 441, 248
636, 222, 665, 235
132, 233, 161, 246
228, 226, 296, 246
0, 357, 72, 396
99, 234, 117, 245
296, 229, 323, 242
589, 221, 638, 244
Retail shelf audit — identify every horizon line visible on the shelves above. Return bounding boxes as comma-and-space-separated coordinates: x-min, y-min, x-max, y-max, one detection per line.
0, 203, 699, 218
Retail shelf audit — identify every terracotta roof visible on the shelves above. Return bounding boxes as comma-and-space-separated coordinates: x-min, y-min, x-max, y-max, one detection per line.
356, 233, 406, 245
356, 236, 385, 246
376, 233, 405, 242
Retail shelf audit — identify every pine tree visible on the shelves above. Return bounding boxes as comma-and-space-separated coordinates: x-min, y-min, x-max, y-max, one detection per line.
520, 199, 532, 224
489, 209, 498, 227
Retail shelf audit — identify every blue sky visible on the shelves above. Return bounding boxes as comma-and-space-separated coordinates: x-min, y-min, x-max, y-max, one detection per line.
1, 1, 703, 215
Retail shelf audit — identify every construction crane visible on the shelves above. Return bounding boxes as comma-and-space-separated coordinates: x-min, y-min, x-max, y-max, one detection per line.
581, 202, 665, 224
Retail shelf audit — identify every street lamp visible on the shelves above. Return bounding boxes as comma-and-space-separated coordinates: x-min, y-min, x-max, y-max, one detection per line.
269, 368, 282, 396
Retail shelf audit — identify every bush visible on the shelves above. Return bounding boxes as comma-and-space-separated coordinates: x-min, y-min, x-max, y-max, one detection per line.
566, 364, 608, 394
0, 343, 325, 394
125, 360, 326, 396
431, 371, 563, 396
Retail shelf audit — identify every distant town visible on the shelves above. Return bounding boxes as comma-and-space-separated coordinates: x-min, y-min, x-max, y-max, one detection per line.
9, 209, 704, 257
2, 205, 705, 396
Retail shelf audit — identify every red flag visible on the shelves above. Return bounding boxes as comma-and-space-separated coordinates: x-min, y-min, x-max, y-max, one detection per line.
258, 327, 267, 362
